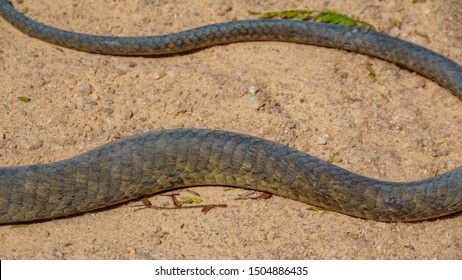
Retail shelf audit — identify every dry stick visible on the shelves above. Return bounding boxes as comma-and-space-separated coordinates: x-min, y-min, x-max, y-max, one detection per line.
132, 197, 227, 213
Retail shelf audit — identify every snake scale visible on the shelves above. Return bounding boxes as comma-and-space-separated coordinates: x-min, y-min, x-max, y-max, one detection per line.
1, 0, 462, 223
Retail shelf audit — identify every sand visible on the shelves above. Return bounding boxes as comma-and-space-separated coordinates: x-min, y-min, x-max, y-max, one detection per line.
0, 0, 461, 259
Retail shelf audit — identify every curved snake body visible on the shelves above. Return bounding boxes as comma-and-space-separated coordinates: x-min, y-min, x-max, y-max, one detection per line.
1, 0, 462, 223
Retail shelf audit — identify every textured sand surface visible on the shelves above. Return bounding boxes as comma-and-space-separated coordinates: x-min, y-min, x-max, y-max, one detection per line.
0, 0, 461, 259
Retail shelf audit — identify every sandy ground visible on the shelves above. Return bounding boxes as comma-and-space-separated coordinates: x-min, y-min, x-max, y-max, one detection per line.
0, 0, 461, 260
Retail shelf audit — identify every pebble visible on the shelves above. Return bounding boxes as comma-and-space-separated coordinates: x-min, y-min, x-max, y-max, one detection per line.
125, 99, 137, 106
117, 108, 133, 120
414, 79, 426, 89
340, 72, 349, 79
167, 68, 180, 78
110, 130, 121, 139
21, 138, 43, 151
134, 251, 159, 260
152, 72, 164, 80
363, 151, 378, 163
273, 201, 284, 210
50, 127, 59, 134
78, 82, 92, 95
286, 118, 299, 129
248, 84, 259, 94
39, 66, 51, 76
52, 248, 64, 259
90, 93, 100, 100
117, 69, 128, 76
315, 135, 329, 145
247, 95, 263, 110
126, 247, 136, 256
75, 96, 87, 108
389, 26, 401, 37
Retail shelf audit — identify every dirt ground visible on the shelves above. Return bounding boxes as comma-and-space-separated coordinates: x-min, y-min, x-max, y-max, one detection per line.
0, 0, 461, 259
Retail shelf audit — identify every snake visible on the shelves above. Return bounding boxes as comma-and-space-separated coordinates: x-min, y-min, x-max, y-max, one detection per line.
1, 0, 462, 224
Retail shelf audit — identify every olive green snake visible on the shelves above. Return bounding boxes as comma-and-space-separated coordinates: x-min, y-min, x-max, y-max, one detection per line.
1, 0, 462, 223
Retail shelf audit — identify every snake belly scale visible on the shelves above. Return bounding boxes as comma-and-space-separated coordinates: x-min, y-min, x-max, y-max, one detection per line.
0, 0, 462, 223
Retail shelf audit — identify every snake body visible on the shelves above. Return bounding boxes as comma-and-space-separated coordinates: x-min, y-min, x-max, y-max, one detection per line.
1, 0, 462, 223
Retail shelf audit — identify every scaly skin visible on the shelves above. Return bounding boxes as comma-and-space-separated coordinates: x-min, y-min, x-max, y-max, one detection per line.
0, 0, 461, 223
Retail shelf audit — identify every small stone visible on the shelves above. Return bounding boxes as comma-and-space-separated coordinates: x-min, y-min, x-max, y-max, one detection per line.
50, 127, 58, 134
110, 131, 121, 139
167, 68, 179, 78
389, 26, 401, 37
274, 202, 284, 210
52, 248, 64, 259
363, 151, 378, 163
125, 99, 136, 106
90, 93, 100, 100
315, 135, 329, 145
117, 69, 128, 76
126, 247, 136, 255
247, 95, 263, 110
414, 79, 426, 89
248, 84, 259, 94
152, 72, 164, 80
118, 108, 133, 120
75, 96, 87, 108
21, 138, 43, 151
286, 119, 299, 129
78, 82, 92, 95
